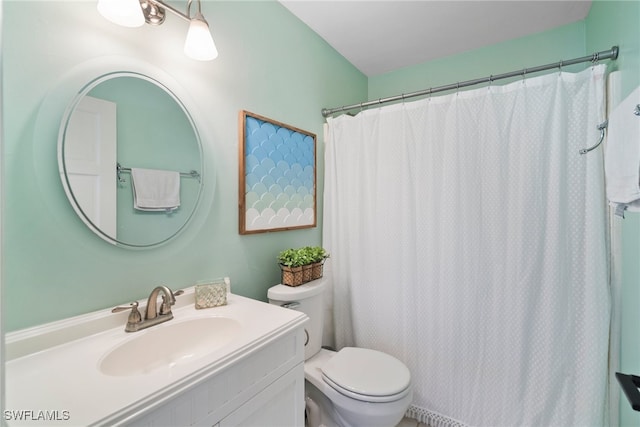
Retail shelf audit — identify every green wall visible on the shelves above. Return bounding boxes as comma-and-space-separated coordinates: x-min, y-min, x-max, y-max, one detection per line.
369, 21, 587, 100
2, 1, 366, 331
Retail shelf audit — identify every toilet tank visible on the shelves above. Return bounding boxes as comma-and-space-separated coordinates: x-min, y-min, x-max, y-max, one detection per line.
268, 278, 327, 360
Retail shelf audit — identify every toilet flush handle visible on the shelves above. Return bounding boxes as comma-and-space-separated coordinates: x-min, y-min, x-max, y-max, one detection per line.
281, 301, 300, 309
278, 302, 308, 345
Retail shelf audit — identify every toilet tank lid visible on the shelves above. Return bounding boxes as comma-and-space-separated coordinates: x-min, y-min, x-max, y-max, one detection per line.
268, 278, 327, 301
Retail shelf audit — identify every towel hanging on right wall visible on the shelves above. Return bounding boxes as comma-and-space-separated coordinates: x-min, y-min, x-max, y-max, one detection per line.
605, 85, 640, 217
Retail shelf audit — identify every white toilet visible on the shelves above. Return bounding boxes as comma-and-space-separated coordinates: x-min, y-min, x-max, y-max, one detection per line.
268, 278, 413, 427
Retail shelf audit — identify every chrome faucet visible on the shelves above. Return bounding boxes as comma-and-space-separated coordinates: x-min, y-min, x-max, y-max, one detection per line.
145, 285, 176, 320
112, 285, 183, 332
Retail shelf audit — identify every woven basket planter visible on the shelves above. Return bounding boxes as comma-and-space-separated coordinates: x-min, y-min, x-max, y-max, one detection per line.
302, 264, 314, 283
278, 247, 329, 286
280, 265, 304, 287
311, 260, 325, 280
280, 262, 325, 287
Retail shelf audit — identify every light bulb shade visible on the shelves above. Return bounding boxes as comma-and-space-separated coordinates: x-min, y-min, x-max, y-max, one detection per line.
184, 13, 218, 61
97, 0, 145, 27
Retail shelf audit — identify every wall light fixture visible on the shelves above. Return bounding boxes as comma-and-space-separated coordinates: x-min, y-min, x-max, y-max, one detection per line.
97, 0, 218, 61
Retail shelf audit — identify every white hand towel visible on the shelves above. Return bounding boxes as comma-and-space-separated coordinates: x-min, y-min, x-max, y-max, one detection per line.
605, 85, 640, 215
131, 168, 181, 211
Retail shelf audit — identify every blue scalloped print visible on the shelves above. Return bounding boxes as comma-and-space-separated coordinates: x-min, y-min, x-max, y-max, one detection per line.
244, 116, 314, 230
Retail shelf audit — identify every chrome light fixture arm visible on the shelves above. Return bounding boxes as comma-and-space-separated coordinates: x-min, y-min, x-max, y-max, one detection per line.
98, 0, 217, 60
141, 0, 191, 25
141, 0, 217, 61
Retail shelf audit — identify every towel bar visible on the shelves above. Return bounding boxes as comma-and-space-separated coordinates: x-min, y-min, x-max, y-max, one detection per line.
116, 163, 201, 183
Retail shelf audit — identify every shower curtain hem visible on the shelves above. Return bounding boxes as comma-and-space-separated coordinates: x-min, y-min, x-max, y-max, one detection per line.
406, 405, 468, 427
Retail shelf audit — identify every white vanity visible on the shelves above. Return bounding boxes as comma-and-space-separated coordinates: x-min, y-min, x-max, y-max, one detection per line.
5, 289, 308, 426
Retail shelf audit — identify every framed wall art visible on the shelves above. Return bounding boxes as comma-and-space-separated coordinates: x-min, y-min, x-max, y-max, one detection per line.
238, 110, 317, 234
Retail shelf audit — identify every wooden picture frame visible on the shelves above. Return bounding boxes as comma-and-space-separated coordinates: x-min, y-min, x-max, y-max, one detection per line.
238, 111, 317, 234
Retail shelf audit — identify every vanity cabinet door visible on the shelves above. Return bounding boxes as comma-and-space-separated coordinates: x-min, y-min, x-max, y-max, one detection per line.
218, 363, 305, 427
125, 327, 306, 427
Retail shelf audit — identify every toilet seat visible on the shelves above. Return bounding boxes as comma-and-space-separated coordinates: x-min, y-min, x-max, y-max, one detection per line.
321, 347, 411, 403
322, 373, 412, 403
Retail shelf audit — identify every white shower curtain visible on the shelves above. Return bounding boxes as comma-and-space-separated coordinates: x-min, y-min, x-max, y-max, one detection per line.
323, 65, 610, 427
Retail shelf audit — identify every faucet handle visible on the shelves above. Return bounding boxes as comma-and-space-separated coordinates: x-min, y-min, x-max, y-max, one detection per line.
159, 290, 184, 315
112, 302, 142, 324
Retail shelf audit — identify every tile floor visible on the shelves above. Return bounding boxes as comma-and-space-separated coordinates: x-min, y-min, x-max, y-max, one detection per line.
396, 416, 430, 427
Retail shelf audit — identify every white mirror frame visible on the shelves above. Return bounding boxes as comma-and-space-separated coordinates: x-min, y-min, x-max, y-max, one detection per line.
59, 71, 204, 247
35, 56, 212, 249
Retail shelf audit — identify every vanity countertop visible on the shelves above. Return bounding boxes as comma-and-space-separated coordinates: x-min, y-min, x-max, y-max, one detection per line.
4, 290, 307, 426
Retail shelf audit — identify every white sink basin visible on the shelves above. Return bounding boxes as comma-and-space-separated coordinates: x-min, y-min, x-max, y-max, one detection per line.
99, 317, 241, 376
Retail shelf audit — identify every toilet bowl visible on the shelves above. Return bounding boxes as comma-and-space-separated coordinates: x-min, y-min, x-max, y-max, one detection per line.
268, 278, 412, 427
305, 347, 412, 427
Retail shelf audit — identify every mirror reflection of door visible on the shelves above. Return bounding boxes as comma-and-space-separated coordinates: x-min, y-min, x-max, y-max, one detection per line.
63, 95, 117, 237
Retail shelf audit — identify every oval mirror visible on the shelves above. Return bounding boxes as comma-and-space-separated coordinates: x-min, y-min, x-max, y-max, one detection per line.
58, 72, 203, 248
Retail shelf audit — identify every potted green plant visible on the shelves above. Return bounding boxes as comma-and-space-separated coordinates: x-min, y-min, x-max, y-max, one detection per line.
305, 246, 329, 280
298, 247, 316, 283
306, 246, 329, 263
278, 246, 330, 286
277, 248, 306, 286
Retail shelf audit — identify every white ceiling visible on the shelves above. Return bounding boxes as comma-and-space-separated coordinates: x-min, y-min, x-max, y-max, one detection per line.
279, 1, 592, 76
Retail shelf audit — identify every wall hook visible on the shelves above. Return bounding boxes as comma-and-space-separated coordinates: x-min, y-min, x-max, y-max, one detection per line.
579, 120, 608, 155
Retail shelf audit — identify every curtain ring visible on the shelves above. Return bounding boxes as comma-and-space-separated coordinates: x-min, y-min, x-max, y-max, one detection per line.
590, 52, 600, 70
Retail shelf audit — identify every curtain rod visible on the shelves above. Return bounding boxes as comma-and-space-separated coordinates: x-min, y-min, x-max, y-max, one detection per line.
321, 46, 619, 118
